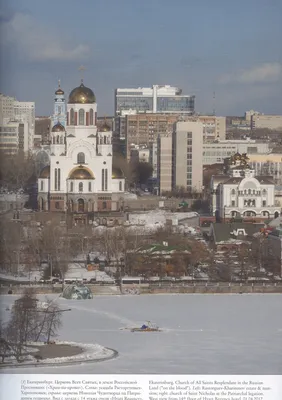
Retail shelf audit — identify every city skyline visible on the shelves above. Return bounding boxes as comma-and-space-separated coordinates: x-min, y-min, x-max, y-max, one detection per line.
0, 0, 281, 117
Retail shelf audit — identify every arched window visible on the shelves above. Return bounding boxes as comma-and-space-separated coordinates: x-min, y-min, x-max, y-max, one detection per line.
79, 182, 83, 192
58, 106, 61, 114
119, 181, 122, 191
77, 152, 85, 164
70, 108, 75, 125
56, 135, 59, 144
70, 182, 74, 192
231, 189, 236, 195
100, 136, 103, 144
262, 189, 267, 195
78, 198, 84, 213
89, 109, 94, 125
60, 135, 64, 144
248, 189, 251, 194
104, 136, 107, 144
88, 182, 92, 192
79, 109, 85, 125
40, 181, 44, 191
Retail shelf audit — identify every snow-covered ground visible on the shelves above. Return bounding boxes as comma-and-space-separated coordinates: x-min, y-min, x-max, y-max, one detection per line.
1, 341, 114, 366
1, 293, 281, 375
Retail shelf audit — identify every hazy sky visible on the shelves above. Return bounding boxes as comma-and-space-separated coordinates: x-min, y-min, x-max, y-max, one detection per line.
0, 0, 281, 117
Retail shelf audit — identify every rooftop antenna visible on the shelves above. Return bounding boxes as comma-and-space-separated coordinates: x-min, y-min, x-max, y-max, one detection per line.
213, 91, 216, 116
78, 65, 86, 84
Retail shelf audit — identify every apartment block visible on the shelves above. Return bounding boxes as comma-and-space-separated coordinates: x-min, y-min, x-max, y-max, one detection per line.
172, 121, 203, 192
0, 93, 35, 152
125, 114, 180, 160
157, 136, 173, 194
0, 121, 28, 154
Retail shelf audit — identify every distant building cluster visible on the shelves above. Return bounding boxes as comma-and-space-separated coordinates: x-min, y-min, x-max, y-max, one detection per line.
0, 93, 35, 154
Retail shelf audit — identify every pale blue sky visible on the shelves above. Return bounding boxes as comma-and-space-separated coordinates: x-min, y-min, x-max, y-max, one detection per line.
0, 0, 281, 116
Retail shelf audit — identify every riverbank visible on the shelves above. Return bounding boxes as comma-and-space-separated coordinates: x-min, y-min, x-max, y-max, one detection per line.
1, 282, 282, 295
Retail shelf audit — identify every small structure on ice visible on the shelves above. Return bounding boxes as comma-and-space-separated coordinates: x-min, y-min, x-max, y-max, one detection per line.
62, 284, 93, 300
131, 321, 161, 332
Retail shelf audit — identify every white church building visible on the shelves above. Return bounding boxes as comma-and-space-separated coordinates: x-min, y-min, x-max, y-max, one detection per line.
211, 153, 281, 222
38, 80, 125, 224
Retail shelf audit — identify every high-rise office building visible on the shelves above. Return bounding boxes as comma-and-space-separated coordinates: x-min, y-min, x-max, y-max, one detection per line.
115, 85, 195, 115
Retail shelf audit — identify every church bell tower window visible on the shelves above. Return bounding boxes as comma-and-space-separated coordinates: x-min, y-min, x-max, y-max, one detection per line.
89, 109, 94, 125
79, 109, 85, 125
70, 108, 75, 125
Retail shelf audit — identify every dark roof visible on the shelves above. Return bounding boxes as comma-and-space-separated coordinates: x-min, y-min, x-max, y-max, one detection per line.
223, 177, 242, 184
230, 165, 248, 170
212, 174, 229, 182
255, 176, 274, 184
211, 222, 264, 243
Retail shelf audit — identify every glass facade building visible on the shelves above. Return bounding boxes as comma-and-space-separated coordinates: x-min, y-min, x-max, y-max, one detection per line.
115, 85, 195, 116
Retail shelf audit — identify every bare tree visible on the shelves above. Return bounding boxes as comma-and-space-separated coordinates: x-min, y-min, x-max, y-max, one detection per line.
0, 151, 36, 191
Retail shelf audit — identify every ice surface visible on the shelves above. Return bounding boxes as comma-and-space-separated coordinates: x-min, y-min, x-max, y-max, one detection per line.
1, 294, 281, 375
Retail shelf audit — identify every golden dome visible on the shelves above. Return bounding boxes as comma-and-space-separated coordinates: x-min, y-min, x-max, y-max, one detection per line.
68, 82, 96, 104
69, 167, 94, 180
112, 167, 124, 179
39, 165, 50, 179
100, 121, 111, 132
51, 122, 65, 132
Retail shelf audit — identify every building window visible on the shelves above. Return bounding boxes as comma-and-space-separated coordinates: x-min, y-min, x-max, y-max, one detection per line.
58, 168, 61, 191
102, 169, 105, 191
104, 136, 107, 144
231, 200, 235, 206
119, 181, 122, 191
77, 152, 85, 164
89, 109, 94, 125
102, 201, 107, 209
70, 108, 75, 125
78, 198, 84, 213
105, 169, 108, 191
262, 200, 266, 206
40, 181, 44, 191
79, 109, 85, 125
70, 181, 74, 192
231, 189, 236, 195
55, 201, 60, 209
88, 182, 92, 192
54, 168, 58, 190
79, 182, 83, 192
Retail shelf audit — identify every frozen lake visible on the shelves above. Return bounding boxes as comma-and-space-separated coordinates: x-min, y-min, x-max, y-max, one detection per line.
1, 293, 281, 374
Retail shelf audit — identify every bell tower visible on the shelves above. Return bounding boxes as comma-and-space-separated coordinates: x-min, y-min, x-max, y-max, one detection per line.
51, 80, 66, 128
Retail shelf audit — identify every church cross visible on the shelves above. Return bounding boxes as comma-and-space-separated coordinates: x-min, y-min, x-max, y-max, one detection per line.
78, 65, 86, 83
